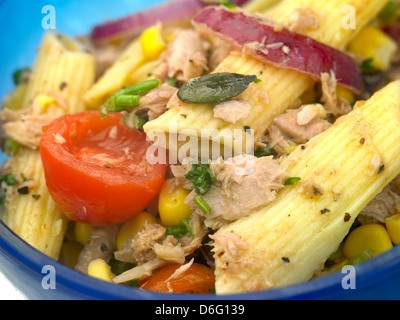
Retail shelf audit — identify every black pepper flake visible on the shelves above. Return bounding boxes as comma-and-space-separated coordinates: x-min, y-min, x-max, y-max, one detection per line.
320, 208, 331, 214
180, 114, 187, 119
282, 257, 290, 263
344, 212, 351, 222
100, 243, 108, 252
32, 194, 41, 200
59, 81, 68, 91
17, 186, 29, 195
301, 145, 306, 150
243, 126, 251, 134
188, 59, 194, 64
104, 165, 111, 169
359, 137, 365, 145
312, 186, 323, 196
378, 164, 385, 174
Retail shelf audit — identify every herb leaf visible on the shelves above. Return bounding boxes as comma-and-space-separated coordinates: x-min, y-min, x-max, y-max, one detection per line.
360, 58, 376, 74
177, 73, 257, 105
284, 177, 301, 186
100, 79, 160, 117
185, 163, 215, 195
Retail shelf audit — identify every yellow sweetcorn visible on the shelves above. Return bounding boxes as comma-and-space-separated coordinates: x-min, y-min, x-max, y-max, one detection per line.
385, 214, 400, 245
343, 224, 393, 260
87, 258, 114, 282
347, 25, 397, 71
140, 24, 166, 61
158, 179, 192, 227
58, 241, 83, 269
35, 94, 57, 113
74, 222, 96, 246
337, 85, 354, 105
116, 211, 157, 250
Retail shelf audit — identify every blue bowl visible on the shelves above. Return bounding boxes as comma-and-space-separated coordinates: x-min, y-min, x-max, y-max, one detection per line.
1, 0, 400, 300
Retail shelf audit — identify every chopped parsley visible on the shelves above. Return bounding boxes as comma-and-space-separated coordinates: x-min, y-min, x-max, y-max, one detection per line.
254, 146, 274, 158
360, 58, 376, 74
1, 173, 18, 186
378, 0, 398, 23
185, 163, 215, 195
284, 177, 301, 186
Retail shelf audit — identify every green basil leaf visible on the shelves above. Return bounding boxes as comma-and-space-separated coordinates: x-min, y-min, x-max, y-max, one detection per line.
177, 73, 257, 105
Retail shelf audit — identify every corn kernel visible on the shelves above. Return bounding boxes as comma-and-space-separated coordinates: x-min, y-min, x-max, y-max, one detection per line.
385, 213, 400, 245
74, 222, 96, 245
87, 258, 114, 282
58, 241, 83, 269
343, 223, 393, 260
140, 24, 166, 61
347, 25, 397, 71
337, 85, 354, 104
35, 94, 57, 113
158, 179, 192, 227
116, 211, 157, 250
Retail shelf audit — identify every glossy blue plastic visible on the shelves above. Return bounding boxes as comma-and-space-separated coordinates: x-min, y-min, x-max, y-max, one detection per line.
1, 0, 400, 300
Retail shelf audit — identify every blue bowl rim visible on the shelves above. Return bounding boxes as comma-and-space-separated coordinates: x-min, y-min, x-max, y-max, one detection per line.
1, 217, 400, 300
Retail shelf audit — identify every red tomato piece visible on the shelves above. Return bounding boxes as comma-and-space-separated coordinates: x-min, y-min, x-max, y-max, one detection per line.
40, 111, 167, 226
139, 263, 215, 294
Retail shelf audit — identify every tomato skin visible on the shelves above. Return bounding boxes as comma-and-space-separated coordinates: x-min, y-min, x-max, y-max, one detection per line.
139, 263, 215, 294
40, 111, 167, 226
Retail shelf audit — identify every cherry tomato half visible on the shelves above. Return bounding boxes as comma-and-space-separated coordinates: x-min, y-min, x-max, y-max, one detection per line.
40, 111, 167, 226
139, 263, 215, 294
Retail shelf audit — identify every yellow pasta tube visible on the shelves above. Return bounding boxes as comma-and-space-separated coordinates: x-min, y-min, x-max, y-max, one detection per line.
213, 80, 400, 294
243, 0, 281, 13
1, 149, 68, 259
1, 31, 96, 259
144, 0, 387, 155
22, 32, 96, 113
83, 37, 145, 109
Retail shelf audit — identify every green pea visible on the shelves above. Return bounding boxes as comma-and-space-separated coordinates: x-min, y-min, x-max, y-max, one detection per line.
177, 73, 257, 105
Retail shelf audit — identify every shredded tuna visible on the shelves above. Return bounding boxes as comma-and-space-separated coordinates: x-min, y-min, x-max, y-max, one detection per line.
267, 104, 331, 154
75, 225, 119, 274
0, 109, 57, 149
320, 71, 352, 117
130, 83, 178, 122
369, 153, 383, 174
211, 231, 262, 288
359, 175, 400, 224
298, 178, 324, 199
288, 6, 321, 35
113, 213, 208, 283
208, 37, 233, 71
213, 99, 252, 124
182, 155, 287, 229
164, 258, 194, 283
155, 29, 208, 83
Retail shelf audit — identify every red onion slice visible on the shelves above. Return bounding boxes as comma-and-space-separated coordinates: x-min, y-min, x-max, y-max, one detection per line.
91, 0, 251, 43
193, 6, 362, 94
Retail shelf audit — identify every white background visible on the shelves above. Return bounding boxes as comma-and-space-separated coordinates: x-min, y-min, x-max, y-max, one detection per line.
0, 272, 26, 300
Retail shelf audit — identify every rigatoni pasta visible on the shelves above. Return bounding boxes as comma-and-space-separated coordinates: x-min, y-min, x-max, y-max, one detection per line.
213, 80, 400, 293
1, 0, 400, 297
144, 0, 388, 155
1, 31, 95, 259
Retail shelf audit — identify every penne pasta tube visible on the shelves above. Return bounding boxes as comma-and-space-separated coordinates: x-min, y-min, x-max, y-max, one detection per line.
212, 80, 400, 294
144, 0, 387, 158
22, 31, 96, 114
1, 31, 96, 259
83, 37, 145, 109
